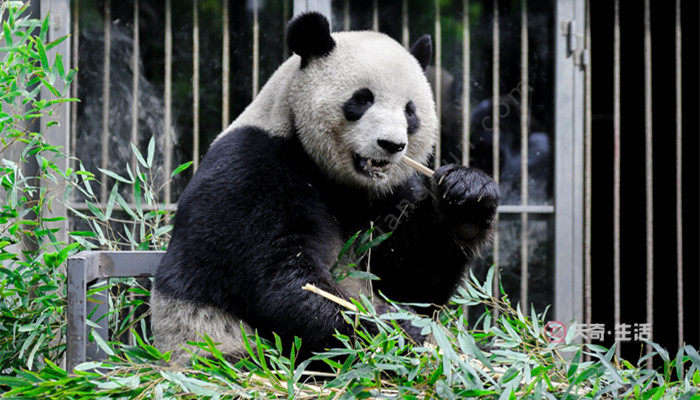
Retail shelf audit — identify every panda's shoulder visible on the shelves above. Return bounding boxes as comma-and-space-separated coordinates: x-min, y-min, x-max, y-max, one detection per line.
201, 126, 289, 171
179, 126, 317, 208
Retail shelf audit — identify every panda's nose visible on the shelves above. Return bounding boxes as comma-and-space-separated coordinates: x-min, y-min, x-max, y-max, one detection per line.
377, 139, 406, 154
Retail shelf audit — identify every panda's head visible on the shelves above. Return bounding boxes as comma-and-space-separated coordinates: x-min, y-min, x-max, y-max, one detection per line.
286, 13, 438, 195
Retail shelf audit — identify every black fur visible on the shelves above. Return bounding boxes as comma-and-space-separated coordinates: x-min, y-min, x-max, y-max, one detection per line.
155, 127, 498, 356
342, 88, 374, 121
287, 12, 335, 68
405, 101, 420, 134
376, 139, 405, 154
409, 35, 432, 71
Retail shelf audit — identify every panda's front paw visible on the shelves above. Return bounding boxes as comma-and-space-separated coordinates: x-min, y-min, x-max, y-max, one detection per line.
431, 164, 500, 242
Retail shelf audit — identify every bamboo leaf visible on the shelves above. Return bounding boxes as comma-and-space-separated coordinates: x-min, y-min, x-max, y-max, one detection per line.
171, 161, 193, 178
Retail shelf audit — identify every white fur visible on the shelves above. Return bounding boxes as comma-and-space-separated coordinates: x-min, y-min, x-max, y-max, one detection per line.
151, 289, 255, 364
217, 31, 438, 195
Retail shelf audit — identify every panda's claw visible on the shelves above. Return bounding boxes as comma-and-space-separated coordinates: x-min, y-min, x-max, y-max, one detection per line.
431, 164, 500, 225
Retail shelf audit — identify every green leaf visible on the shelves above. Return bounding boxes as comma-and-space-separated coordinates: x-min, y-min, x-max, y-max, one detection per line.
154, 225, 172, 237
53, 53, 64, 80
171, 161, 193, 178
485, 266, 495, 296
97, 167, 133, 184
347, 270, 380, 281
36, 37, 49, 71
90, 330, 115, 356
39, 78, 61, 98
131, 142, 148, 167
567, 349, 582, 381
45, 34, 68, 50
146, 136, 155, 167
69, 231, 97, 237
39, 13, 49, 42
356, 231, 392, 253
3, 22, 12, 47
104, 182, 118, 220
455, 389, 499, 397
337, 230, 360, 262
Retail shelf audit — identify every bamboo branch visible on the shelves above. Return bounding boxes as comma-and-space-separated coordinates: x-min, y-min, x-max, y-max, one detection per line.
302, 283, 358, 312
402, 155, 434, 177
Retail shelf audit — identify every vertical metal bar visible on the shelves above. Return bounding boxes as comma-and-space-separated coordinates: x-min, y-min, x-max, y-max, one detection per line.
193, 0, 200, 171
283, 0, 290, 58
66, 256, 87, 371
461, 0, 470, 166
644, 0, 654, 364
70, 0, 78, 173
613, 0, 621, 359
164, 0, 173, 203
492, 0, 500, 302
434, 0, 442, 168
100, 0, 111, 203
584, 0, 593, 354
519, 0, 529, 309
401, 0, 409, 48
252, 0, 259, 99
372, 0, 378, 32
553, 0, 584, 328
675, 0, 684, 349
294, 0, 332, 23
131, 0, 140, 183
39, 0, 71, 242
460, 0, 471, 323
343, 0, 350, 31
222, 0, 230, 130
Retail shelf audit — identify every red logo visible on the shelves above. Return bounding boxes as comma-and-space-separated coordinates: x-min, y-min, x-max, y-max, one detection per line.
544, 321, 567, 343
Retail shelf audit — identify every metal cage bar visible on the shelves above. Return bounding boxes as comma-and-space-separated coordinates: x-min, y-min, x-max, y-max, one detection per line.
583, 0, 593, 354
130, 0, 140, 188
675, 0, 684, 350
222, 0, 230, 130
612, 0, 621, 358
100, 0, 111, 203
70, 0, 78, 173
252, 0, 260, 99
401, 0, 408, 48
294, 0, 332, 24
193, 0, 200, 171
491, 0, 500, 304
372, 0, 378, 32
643, 0, 654, 363
164, 0, 173, 203
553, 0, 584, 326
433, 0, 442, 168
461, 0, 470, 167
519, 0, 529, 309
343, 0, 350, 31
39, 0, 71, 242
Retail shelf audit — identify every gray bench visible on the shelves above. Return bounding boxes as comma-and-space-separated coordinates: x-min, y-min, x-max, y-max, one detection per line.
66, 251, 164, 370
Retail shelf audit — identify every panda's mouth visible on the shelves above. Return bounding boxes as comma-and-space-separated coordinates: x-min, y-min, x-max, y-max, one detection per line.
353, 153, 391, 179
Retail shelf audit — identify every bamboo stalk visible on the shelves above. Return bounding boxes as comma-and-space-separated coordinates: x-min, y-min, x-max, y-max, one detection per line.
302, 284, 358, 312
403, 155, 435, 177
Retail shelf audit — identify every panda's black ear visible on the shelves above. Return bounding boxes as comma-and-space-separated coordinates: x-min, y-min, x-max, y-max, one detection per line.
287, 12, 336, 68
410, 35, 432, 71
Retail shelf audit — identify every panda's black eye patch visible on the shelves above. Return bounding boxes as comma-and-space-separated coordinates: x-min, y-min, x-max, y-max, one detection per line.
343, 88, 374, 121
405, 101, 420, 134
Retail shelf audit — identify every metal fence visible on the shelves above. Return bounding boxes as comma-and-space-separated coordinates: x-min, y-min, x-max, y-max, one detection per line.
36, 0, 697, 361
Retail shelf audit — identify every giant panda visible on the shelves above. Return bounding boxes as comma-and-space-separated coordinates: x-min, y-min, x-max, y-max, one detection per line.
151, 12, 499, 363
